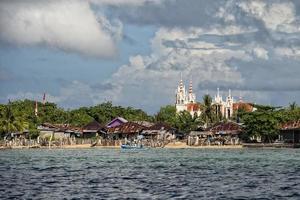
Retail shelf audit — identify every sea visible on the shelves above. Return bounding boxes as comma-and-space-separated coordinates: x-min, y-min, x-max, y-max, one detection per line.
0, 148, 300, 200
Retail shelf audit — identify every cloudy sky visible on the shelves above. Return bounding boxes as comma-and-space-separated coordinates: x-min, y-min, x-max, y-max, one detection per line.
0, 0, 300, 113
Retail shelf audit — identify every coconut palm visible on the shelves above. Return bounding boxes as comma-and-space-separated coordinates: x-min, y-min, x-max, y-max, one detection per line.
0, 105, 28, 136
289, 102, 298, 111
200, 94, 215, 127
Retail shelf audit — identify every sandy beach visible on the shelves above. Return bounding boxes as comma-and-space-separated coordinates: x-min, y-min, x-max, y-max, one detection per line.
164, 141, 243, 149
2, 142, 243, 149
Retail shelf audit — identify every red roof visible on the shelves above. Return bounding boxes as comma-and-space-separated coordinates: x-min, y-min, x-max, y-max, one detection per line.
186, 103, 201, 112
107, 122, 145, 134
233, 102, 254, 112
280, 120, 300, 130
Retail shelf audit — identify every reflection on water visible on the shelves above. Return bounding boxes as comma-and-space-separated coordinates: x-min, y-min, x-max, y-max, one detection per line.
0, 148, 300, 199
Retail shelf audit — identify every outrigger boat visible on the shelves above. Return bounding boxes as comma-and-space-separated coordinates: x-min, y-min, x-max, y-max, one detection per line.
121, 143, 143, 149
121, 135, 144, 149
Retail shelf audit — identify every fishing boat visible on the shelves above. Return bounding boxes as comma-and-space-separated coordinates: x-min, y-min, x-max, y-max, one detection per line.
121, 143, 143, 149
121, 135, 144, 149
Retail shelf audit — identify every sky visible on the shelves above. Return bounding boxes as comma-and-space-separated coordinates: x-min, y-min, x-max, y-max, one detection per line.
0, 0, 300, 114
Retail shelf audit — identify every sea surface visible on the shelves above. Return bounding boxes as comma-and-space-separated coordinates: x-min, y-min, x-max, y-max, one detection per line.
0, 148, 300, 200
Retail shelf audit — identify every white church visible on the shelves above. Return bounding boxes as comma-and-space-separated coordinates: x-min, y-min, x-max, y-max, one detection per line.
175, 77, 249, 119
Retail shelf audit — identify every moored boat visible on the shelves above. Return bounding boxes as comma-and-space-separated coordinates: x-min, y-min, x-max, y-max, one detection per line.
121, 144, 143, 149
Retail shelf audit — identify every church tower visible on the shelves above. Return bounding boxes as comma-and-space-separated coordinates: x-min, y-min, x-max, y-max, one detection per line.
175, 74, 188, 112
188, 79, 196, 103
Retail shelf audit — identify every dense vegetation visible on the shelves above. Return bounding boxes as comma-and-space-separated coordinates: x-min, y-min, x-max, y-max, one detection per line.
0, 98, 299, 142
0, 100, 153, 138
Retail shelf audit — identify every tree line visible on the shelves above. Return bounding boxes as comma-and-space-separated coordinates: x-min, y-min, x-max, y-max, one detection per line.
0, 97, 299, 142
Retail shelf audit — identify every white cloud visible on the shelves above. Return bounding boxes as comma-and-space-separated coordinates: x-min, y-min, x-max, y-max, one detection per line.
0, 0, 118, 58
101, 27, 254, 110
252, 47, 269, 60
89, 0, 165, 6
238, 1, 298, 33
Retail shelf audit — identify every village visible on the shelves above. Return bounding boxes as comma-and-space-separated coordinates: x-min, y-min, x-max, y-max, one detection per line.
1, 77, 299, 149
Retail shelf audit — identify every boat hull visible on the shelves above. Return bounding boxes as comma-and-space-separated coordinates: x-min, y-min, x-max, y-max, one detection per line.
121, 144, 143, 149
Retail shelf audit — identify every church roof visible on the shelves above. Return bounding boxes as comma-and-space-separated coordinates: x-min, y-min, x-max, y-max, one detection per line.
233, 102, 254, 112
186, 103, 201, 112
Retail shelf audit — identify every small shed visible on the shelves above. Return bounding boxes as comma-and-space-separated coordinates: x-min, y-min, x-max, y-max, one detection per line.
82, 120, 106, 138
279, 120, 300, 144
142, 122, 176, 141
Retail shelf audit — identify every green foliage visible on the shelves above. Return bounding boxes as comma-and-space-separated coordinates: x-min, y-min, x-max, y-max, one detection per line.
0, 100, 153, 138
155, 105, 177, 126
175, 111, 199, 134
0, 103, 29, 136
155, 105, 200, 134
240, 103, 300, 143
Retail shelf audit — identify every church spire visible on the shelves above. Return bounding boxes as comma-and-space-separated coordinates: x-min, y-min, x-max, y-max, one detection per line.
179, 72, 183, 91
189, 79, 193, 94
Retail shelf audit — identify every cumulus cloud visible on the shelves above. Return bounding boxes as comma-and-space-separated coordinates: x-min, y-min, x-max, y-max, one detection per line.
0, 0, 118, 58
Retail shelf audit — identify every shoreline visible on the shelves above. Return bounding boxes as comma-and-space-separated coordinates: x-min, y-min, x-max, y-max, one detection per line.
0, 144, 243, 150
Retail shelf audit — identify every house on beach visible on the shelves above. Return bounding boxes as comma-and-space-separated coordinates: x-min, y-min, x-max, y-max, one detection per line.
279, 120, 300, 144
82, 120, 106, 138
107, 117, 128, 128
107, 122, 145, 140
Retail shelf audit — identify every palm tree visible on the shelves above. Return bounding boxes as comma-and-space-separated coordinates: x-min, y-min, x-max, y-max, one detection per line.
289, 102, 298, 111
200, 94, 215, 127
0, 105, 28, 136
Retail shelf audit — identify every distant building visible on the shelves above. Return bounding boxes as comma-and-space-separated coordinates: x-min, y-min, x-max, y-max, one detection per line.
106, 117, 128, 128
213, 88, 254, 119
175, 76, 254, 119
82, 120, 106, 138
175, 76, 201, 116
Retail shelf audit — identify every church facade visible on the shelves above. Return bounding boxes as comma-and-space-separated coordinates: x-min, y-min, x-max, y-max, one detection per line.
175, 77, 201, 116
175, 78, 253, 119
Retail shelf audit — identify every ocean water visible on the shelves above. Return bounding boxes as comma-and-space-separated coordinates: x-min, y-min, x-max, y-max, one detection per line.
0, 148, 300, 200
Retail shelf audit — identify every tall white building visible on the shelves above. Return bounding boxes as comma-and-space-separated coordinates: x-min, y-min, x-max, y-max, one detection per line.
213, 88, 235, 119
175, 76, 201, 116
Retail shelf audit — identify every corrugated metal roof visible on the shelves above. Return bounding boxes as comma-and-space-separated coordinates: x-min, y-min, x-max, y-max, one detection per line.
281, 120, 300, 130
107, 122, 145, 134
209, 122, 242, 133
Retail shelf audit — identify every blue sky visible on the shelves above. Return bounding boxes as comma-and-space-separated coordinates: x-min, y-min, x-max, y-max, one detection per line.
0, 0, 300, 114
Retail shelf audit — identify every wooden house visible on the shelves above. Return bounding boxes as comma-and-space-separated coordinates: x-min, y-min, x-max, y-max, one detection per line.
141, 122, 176, 141
107, 122, 145, 140
82, 120, 106, 138
279, 120, 300, 144
106, 117, 128, 128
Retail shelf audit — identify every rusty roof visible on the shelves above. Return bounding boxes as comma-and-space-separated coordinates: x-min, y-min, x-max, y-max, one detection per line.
82, 120, 105, 131
107, 122, 146, 134
209, 122, 242, 134
146, 122, 175, 131
280, 120, 300, 130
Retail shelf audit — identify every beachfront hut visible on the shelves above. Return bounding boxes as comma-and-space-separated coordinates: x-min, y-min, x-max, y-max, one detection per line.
107, 122, 145, 140
38, 123, 81, 139
106, 117, 128, 128
279, 120, 300, 144
208, 121, 243, 145
82, 120, 106, 138
141, 122, 176, 141
188, 129, 213, 146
